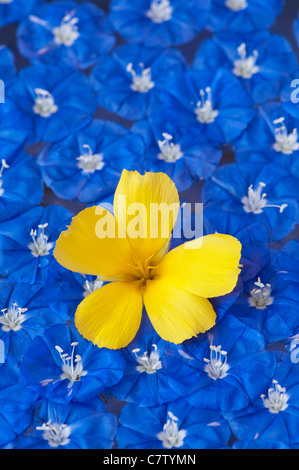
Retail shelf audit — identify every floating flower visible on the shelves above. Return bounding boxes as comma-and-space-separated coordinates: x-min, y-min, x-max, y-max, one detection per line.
116, 397, 231, 449
109, 0, 210, 47
0, 44, 15, 81
0, 0, 37, 26
0, 98, 33, 156
90, 44, 186, 121
17, 1, 115, 69
6, 64, 97, 143
37, 119, 145, 203
54, 170, 242, 349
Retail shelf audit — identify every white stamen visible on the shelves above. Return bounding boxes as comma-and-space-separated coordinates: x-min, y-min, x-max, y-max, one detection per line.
133, 344, 162, 374
55, 342, 87, 390
33, 88, 58, 118
225, 0, 248, 11
28, 223, 53, 258
0, 159, 9, 197
0, 303, 28, 332
248, 277, 274, 309
0, 0, 13, 3
233, 43, 259, 79
195, 87, 219, 124
204, 344, 230, 380
126, 62, 155, 93
36, 420, 71, 448
157, 411, 187, 449
83, 277, 103, 297
146, 0, 173, 24
53, 11, 80, 47
241, 182, 288, 214
77, 144, 105, 174
157, 133, 183, 163
261, 380, 289, 414
273, 117, 299, 155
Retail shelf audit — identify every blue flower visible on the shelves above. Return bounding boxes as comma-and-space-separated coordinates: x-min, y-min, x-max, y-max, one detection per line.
165, 315, 276, 412
233, 101, 299, 178
37, 118, 145, 203
6, 64, 97, 143
0, 335, 21, 398
44, 259, 104, 322
228, 263, 299, 343
90, 44, 187, 121
131, 112, 222, 192
0, 384, 38, 448
158, 68, 256, 145
17, 1, 115, 70
193, 31, 298, 105
0, 44, 16, 81
0, 152, 43, 223
0, 98, 33, 156
109, 0, 210, 47
117, 397, 230, 449
209, 0, 283, 33
0, 204, 72, 284
272, 239, 299, 283
11, 398, 117, 449
202, 161, 299, 241
21, 323, 126, 404
108, 327, 181, 407
225, 359, 299, 446
0, 0, 37, 26
0, 279, 61, 361
232, 439, 289, 449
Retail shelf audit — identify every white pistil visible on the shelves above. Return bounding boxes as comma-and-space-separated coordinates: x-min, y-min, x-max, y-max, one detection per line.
204, 344, 230, 380
233, 43, 259, 79
33, 88, 58, 118
132, 344, 162, 374
77, 144, 105, 174
261, 380, 289, 414
157, 133, 183, 163
36, 420, 71, 448
146, 0, 173, 24
83, 278, 103, 297
195, 87, 219, 124
126, 62, 155, 93
0, 159, 9, 197
225, 0, 248, 11
157, 412, 187, 449
273, 117, 299, 155
0, 303, 28, 332
53, 11, 80, 47
241, 182, 288, 214
28, 223, 53, 258
55, 342, 87, 389
249, 277, 274, 309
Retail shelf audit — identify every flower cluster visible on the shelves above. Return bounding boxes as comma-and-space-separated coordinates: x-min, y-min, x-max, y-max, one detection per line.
0, 0, 298, 450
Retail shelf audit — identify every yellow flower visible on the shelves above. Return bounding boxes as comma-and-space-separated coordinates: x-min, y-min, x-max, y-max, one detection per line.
54, 170, 242, 349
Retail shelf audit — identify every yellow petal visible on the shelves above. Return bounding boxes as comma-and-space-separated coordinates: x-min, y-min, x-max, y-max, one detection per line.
54, 206, 137, 280
75, 281, 143, 349
144, 277, 216, 343
114, 170, 180, 263
152, 234, 242, 298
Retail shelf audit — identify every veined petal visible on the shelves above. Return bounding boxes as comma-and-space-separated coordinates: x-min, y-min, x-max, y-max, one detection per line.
152, 234, 242, 298
54, 206, 137, 280
75, 281, 143, 349
144, 278, 216, 343
113, 170, 180, 263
